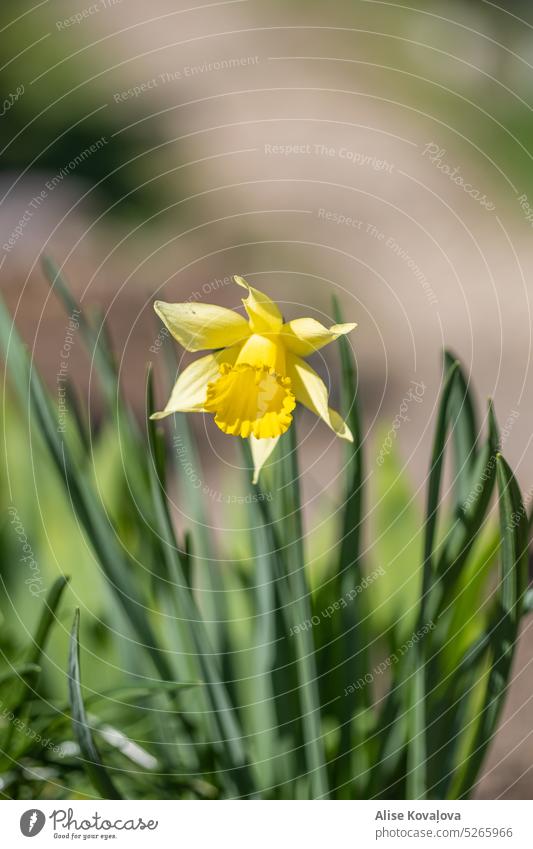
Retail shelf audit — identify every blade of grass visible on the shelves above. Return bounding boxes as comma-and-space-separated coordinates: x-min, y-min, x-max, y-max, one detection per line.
250, 426, 329, 798
0, 577, 69, 760
3, 576, 69, 717
376, 391, 499, 799
436, 401, 499, 586
68, 610, 122, 799
146, 372, 255, 796
406, 359, 459, 799
41, 258, 155, 528
332, 296, 368, 788
0, 664, 41, 688
0, 295, 174, 683
454, 454, 528, 797
172, 411, 228, 652
422, 360, 460, 579
41, 257, 116, 408
444, 350, 478, 507
428, 632, 491, 798
287, 425, 329, 797
240, 518, 278, 792
160, 336, 226, 650
425, 404, 502, 790
27, 575, 70, 668
240, 438, 302, 783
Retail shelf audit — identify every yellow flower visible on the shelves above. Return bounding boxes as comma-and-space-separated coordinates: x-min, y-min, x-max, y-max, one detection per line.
151, 276, 356, 482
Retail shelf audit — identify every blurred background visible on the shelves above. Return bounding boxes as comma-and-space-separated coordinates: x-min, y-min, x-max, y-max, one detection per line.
2, 0, 533, 798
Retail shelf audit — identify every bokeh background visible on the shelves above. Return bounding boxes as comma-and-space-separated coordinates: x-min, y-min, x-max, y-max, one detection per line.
2, 0, 533, 798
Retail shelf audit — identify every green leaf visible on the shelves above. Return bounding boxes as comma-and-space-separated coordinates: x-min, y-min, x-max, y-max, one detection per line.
406, 359, 459, 800
42, 258, 155, 527
282, 424, 329, 798
4, 577, 69, 717
243, 430, 329, 798
444, 350, 478, 507
0, 664, 41, 688
422, 360, 460, 578
237, 513, 278, 792
0, 578, 68, 760
0, 293, 174, 684
425, 404, 500, 789
27, 576, 70, 668
68, 610, 122, 799
331, 297, 369, 788
368, 436, 423, 644
436, 400, 499, 586
146, 375, 255, 796
454, 455, 528, 797
41, 257, 116, 408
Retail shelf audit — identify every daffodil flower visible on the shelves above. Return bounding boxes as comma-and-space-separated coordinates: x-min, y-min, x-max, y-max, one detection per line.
151, 276, 356, 482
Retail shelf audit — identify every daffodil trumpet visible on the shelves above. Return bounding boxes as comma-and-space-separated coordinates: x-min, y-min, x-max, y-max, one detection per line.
151, 276, 356, 483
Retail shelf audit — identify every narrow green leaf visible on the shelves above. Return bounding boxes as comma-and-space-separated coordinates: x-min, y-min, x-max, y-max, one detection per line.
88, 680, 201, 703
42, 258, 154, 527
407, 657, 427, 800
454, 455, 528, 797
146, 375, 255, 796
427, 632, 491, 798
160, 337, 226, 650
436, 404, 498, 586
28, 576, 70, 667
444, 350, 478, 507
331, 297, 369, 787
41, 257, 117, 407
369, 438, 423, 644
240, 437, 302, 784
284, 423, 329, 798
0, 578, 68, 758
241, 519, 278, 792
5, 577, 69, 718
0, 664, 41, 688
406, 359, 459, 800
0, 295, 174, 684
246, 427, 329, 798
425, 403, 500, 787
423, 360, 460, 576
68, 610, 122, 799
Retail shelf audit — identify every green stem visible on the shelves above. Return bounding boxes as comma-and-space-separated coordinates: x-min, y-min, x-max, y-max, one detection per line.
281, 426, 329, 799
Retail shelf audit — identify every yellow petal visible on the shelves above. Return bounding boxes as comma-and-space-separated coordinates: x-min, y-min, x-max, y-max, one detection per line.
154, 300, 250, 352
281, 317, 357, 357
286, 354, 353, 441
234, 276, 283, 334
204, 364, 295, 439
151, 348, 239, 420
327, 408, 353, 442
250, 434, 280, 484
236, 332, 286, 372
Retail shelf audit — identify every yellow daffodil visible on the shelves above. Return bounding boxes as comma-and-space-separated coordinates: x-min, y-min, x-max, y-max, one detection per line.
151, 276, 356, 482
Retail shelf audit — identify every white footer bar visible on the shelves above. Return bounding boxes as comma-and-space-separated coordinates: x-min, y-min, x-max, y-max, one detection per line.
3, 799, 530, 847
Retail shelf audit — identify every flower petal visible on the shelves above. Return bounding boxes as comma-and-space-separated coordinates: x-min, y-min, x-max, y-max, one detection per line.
234, 276, 283, 333
204, 364, 295, 439
151, 347, 239, 420
154, 300, 250, 352
281, 317, 356, 357
286, 354, 353, 441
236, 332, 286, 372
250, 434, 280, 484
